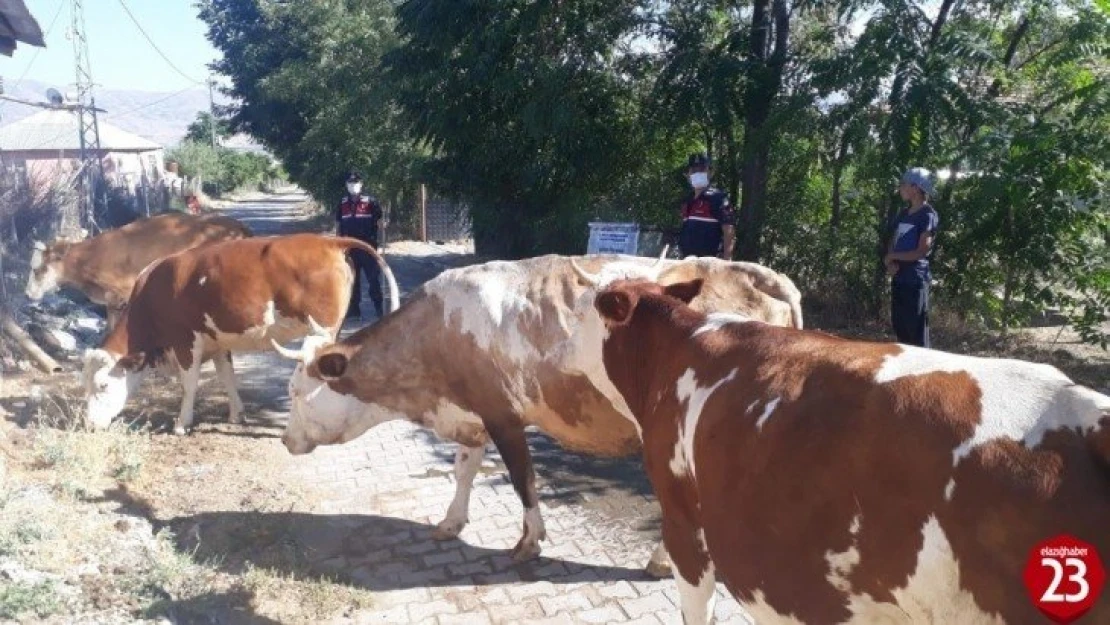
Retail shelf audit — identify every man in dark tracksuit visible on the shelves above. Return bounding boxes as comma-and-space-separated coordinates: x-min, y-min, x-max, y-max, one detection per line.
677, 153, 736, 259
337, 171, 385, 320
885, 167, 940, 347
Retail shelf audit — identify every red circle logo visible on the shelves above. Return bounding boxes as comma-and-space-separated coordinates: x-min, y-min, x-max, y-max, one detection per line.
1023, 534, 1106, 624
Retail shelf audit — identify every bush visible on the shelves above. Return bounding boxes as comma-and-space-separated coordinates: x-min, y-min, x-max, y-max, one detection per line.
166, 141, 279, 197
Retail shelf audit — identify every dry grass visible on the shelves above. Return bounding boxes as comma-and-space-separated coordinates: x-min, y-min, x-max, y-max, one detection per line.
0, 369, 377, 624
0, 376, 374, 624
240, 564, 375, 623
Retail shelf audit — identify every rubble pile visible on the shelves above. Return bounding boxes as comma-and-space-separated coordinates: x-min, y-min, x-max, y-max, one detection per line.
4, 294, 107, 372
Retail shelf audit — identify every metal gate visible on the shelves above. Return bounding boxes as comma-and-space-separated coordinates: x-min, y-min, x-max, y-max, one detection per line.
421, 188, 471, 242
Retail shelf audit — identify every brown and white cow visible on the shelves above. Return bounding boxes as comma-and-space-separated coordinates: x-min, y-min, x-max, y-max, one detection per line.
271, 253, 803, 571
83, 233, 399, 434
26, 212, 253, 329
593, 278, 1110, 624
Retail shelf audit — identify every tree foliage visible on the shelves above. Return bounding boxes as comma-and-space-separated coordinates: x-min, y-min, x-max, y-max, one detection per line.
198, 0, 1110, 345
184, 111, 232, 145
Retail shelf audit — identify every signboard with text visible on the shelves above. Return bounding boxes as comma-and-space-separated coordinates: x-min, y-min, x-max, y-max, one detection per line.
587, 222, 640, 256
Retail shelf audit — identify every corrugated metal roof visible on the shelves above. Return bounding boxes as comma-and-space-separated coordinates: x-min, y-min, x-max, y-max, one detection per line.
0, 108, 163, 152
0, 0, 44, 56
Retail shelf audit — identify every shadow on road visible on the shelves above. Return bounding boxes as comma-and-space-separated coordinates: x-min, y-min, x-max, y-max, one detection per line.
101, 487, 649, 593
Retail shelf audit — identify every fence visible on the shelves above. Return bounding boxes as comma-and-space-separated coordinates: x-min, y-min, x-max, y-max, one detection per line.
0, 163, 208, 245
419, 185, 472, 242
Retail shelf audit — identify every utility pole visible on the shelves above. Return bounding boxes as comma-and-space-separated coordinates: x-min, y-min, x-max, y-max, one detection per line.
70, 0, 105, 236
207, 76, 217, 149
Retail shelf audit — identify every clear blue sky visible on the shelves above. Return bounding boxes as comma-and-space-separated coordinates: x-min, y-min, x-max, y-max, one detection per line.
2, 0, 221, 93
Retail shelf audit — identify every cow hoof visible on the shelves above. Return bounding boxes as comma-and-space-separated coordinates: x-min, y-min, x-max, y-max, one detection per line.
510, 540, 542, 562
644, 558, 673, 578
432, 520, 465, 541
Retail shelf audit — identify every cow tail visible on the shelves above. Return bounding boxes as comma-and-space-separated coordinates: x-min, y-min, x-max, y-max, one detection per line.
338, 238, 401, 314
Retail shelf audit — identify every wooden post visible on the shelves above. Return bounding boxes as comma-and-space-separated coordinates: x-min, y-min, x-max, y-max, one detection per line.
420, 183, 428, 242
2, 316, 61, 374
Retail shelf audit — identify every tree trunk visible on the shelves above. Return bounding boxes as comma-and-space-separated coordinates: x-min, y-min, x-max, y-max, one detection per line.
736, 0, 789, 262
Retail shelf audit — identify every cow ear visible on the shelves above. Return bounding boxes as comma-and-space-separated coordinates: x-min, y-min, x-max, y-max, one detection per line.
663, 278, 703, 304
595, 289, 636, 325
317, 353, 349, 380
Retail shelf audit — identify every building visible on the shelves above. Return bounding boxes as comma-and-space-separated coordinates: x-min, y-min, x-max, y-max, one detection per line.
0, 108, 166, 196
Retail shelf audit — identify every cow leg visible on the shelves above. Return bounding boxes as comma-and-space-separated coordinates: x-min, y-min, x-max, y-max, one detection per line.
431, 444, 486, 540
485, 420, 545, 561
213, 351, 244, 424
645, 540, 674, 578
173, 359, 203, 436
663, 519, 717, 625
675, 563, 717, 625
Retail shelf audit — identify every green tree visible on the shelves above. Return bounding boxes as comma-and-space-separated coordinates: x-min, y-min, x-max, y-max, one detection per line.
197, 0, 422, 208
184, 111, 232, 145
385, 0, 660, 257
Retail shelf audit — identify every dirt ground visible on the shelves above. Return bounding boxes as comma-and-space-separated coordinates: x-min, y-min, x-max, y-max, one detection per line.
0, 190, 1106, 624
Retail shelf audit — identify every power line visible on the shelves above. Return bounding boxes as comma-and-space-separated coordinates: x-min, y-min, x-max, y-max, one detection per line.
115, 0, 204, 86
102, 85, 197, 119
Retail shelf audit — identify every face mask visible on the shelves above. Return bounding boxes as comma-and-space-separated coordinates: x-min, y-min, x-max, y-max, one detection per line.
346, 182, 362, 195
689, 172, 709, 189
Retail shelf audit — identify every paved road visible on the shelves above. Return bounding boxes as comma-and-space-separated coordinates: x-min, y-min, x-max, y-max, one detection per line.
214, 192, 753, 624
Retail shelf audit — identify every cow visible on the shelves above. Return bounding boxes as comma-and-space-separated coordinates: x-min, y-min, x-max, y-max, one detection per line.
82, 233, 399, 435
592, 277, 1110, 624
26, 212, 253, 329
270, 253, 804, 574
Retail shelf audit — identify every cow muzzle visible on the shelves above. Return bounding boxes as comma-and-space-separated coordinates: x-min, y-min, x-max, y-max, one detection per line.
281, 428, 318, 455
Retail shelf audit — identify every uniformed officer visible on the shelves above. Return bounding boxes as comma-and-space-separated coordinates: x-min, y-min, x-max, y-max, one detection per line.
677, 153, 736, 259
336, 171, 385, 319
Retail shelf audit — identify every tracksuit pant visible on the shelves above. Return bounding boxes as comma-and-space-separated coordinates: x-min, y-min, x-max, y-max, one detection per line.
348, 248, 384, 318
891, 280, 930, 348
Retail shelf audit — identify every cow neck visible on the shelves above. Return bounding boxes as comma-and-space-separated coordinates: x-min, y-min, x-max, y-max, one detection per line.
100, 312, 130, 357
326, 301, 446, 414
609, 297, 706, 432
59, 240, 94, 284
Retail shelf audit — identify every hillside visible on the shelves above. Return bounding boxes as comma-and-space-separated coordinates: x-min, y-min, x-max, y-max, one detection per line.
0, 77, 261, 150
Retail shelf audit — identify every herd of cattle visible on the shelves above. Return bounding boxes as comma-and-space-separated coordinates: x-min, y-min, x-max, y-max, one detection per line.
22, 211, 1110, 624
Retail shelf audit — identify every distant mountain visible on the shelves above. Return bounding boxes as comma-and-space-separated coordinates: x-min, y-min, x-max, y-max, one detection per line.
0, 77, 263, 151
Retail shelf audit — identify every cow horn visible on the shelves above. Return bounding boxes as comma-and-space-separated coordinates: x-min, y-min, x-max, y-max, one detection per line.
270, 338, 304, 361
651, 245, 670, 267
570, 259, 601, 286
306, 316, 330, 337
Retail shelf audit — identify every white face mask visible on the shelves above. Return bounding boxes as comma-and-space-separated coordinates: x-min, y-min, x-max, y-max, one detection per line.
689, 172, 709, 189
346, 182, 362, 195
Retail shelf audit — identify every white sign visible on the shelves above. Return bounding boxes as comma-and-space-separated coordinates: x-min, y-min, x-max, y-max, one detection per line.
587, 222, 640, 255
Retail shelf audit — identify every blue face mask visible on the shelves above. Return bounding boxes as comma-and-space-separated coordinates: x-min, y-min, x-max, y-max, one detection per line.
689, 172, 708, 189
346, 183, 362, 195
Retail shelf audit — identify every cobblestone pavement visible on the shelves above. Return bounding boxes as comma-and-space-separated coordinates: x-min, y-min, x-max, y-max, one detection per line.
218, 193, 754, 624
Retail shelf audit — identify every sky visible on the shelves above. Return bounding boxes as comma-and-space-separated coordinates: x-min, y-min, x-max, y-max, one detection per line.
1, 0, 222, 94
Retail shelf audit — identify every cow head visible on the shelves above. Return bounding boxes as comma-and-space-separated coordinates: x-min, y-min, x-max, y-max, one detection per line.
81, 348, 142, 429
25, 240, 71, 300
272, 326, 395, 455
593, 278, 705, 419
595, 278, 705, 327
